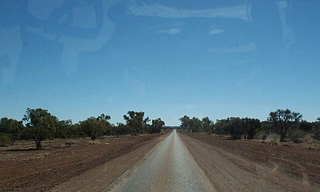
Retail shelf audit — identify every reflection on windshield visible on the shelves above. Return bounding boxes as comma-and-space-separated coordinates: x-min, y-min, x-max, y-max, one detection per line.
0, 0, 319, 124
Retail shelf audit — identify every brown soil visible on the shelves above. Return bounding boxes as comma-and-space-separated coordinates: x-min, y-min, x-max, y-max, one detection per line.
0, 132, 169, 192
180, 132, 320, 192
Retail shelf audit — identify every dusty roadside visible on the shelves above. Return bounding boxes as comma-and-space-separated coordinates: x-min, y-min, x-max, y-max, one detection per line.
0, 132, 170, 192
179, 132, 320, 192
51, 132, 169, 192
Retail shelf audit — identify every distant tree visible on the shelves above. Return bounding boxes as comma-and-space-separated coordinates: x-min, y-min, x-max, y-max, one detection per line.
292, 112, 303, 130
268, 109, 302, 142
188, 117, 202, 132
114, 123, 129, 136
97, 113, 112, 135
299, 120, 313, 132
242, 118, 261, 139
123, 111, 148, 135
150, 118, 165, 134
143, 116, 151, 134
0, 133, 11, 147
312, 118, 320, 141
289, 129, 306, 143
80, 114, 111, 141
0, 117, 24, 145
214, 119, 228, 136
56, 119, 73, 138
202, 117, 214, 134
23, 108, 58, 149
179, 115, 190, 132
179, 116, 204, 133
72, 123, 85, 137
227, 117, 245, 139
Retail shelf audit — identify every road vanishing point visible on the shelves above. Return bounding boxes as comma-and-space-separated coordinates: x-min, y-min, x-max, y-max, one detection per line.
111, 129, 215, 192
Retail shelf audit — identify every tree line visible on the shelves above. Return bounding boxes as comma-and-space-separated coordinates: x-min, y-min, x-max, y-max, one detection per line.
179, 109, 320, 142
0, 108, 165, 149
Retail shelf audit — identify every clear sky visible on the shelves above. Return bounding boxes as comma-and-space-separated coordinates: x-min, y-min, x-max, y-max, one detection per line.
1, 0, 320, 126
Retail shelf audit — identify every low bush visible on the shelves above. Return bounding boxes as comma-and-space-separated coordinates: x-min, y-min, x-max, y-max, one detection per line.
255, 130, 267, 140
266, 133, 281, 143
289, 129, 306, 143
0, 133, 11, 147
312, 128, 320, 141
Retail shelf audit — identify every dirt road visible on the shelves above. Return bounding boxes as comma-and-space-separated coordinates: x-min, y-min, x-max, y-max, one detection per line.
111, 129, 214, 192
2, 130, 319, 191
180, 133, 320, 192
0, 133, 169, 192
111, 131, 320, 192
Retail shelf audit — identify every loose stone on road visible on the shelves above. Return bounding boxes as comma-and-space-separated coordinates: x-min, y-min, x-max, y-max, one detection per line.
112, 130, 215, 192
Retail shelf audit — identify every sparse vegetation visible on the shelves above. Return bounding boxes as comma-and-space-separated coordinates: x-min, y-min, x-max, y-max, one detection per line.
179, 109, 319, 143
289, 129, 306, 143
0, 109, 167, 149
0, 108, 319, 148
312, 118, 320, 141
0, 133, 11, 147
254, 130, 267, 140
265, 133, 280, 143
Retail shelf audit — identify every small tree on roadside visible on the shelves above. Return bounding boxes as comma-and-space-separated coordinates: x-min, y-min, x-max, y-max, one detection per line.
202, 117, 214, 134
299, 120, 313, 132
242, 118, 261, 139
179, 115, 190, 132
55, 119, 73, 138
114, 123, 129, 137
312, 118, 320, 141
213, 119, 228, 136
97, 113, 112, 135
23, 108, 58, 149
188, 117, 202, 132
123, 111, 148, 136
0, 117, 24, 145
80, 114, 111, 141
268, 109, 302, 142
228, 117, 245, 139
150, 118, 165, 134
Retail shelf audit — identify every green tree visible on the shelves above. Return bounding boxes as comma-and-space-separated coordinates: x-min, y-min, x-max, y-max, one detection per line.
299, 120, 312, 132
97, 113, 112, 135
312, 118, 320, 141
56, 119, 73, 138
114, 123, 129, 136
242, 118, 261, 139
0, 133, 11, 147
23, 108, 58, 149
123, 111, 148, 135
150, 118, 165, 134
179, 115, 190, 132
0, 117, 24, 145
188, 117, 202, 132
214, 119, 228, 135
202, 117, 214, 134
80, 114, 111, 140
227, 117, 244, 139
143, 116, 151, 134
268, 109, 302, 142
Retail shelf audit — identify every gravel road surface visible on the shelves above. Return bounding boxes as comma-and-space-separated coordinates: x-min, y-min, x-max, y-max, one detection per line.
112, 130, 214, 192
180, 133, 318, 192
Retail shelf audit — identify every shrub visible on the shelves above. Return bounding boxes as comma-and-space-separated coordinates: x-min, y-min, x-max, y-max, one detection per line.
255, 130, 267, 140
312, 129, 320, 141
265, 133, 281, 143
289, 129, 306, 143
0, 133, 11, 147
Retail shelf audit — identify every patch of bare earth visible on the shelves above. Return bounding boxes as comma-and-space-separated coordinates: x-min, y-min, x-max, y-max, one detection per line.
179, 132, 320, 192
0, 132, 170, 192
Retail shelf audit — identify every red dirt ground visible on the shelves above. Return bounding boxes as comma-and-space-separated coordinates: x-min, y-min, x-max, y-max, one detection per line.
185, 132, 320, 190
0, 133, 168, 192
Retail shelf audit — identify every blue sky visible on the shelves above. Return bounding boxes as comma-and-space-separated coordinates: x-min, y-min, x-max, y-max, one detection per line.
1, 0, 320, 125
